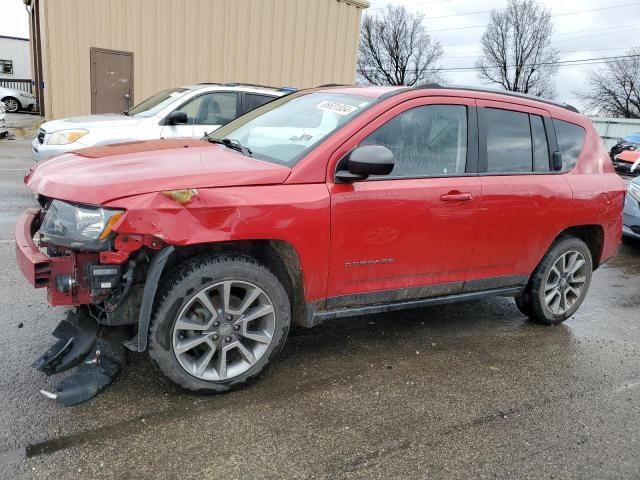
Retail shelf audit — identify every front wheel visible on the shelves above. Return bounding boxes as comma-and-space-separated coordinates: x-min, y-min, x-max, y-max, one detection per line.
149, 254, 290, 392
517, 237, 593, 325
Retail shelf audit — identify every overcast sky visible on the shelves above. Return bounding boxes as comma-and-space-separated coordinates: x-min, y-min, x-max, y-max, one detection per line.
366, 0, 640, 109
2, 0, 638, 109
1, 0, 29, 38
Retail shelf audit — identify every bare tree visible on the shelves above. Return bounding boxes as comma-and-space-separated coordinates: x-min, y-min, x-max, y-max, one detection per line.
476, 0, 559, 97
357, 5, 443, 86
577, 48, 640, 118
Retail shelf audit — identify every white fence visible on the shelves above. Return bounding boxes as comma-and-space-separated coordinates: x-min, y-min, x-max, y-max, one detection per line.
589, 116, 640, 150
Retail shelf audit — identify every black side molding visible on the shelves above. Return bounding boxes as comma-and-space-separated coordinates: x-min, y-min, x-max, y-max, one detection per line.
305, 287, 523, 327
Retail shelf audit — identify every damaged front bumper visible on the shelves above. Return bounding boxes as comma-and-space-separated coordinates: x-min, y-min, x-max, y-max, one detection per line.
15, 208, 98, 305
31, 308, 127, 406
15, 208, 138, 405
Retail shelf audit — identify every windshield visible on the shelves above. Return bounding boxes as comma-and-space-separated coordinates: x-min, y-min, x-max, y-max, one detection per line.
210, 92, 376, 165
623, 133, 640, 143
127, 88, 190, 117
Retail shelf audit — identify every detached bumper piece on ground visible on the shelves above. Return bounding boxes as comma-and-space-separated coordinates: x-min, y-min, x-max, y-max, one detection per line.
32, 309, 126, 406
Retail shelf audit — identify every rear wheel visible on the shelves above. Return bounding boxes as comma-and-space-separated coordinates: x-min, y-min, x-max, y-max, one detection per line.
149, 254, 290, 392
517, 237, 593, 325
2, 97, 20, 113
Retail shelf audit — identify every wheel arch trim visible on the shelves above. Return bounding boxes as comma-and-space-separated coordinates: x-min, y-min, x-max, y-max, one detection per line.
124, 245, 175, 352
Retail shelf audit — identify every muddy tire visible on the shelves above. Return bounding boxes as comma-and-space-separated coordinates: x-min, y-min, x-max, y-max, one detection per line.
517, 236, 593, 325
148, 254, 290, 393
514, 295, 532, 317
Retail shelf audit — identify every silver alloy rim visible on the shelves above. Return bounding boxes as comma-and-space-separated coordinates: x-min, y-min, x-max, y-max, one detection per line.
172, 280, 276, 381
544, 250, 587, 315
4, 98, 18, 112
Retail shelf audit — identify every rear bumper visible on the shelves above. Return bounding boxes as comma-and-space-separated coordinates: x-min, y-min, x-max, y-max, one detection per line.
15, 209, 96, 305
622, 225, 640, 240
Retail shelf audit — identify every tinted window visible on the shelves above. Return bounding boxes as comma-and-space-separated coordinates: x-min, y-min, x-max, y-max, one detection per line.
244, 94, 275, 113
180, 92, 238, 125
361, 105, 468, 178
485, 108, 532, 172
554, 119, 585, 171
531, 115, 550, 171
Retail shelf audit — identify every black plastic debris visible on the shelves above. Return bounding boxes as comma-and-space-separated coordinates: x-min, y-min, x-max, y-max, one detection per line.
52, 338, 126, 406
33, 308, 129, 406
32, 309, 98, 376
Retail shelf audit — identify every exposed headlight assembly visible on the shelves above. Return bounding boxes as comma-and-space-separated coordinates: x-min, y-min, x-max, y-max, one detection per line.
47, 129, 89, 145
629, 182, 640, 203
39, 200, 124, 251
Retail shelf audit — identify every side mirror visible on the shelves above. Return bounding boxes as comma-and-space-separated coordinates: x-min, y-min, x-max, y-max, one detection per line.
552, 151, 563, 171
168, 111, 188, 125
336, 145, 395, 183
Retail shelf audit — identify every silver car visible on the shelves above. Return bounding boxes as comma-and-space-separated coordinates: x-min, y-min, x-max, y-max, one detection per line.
32, 83, 293, 162
0, 86, 37, 113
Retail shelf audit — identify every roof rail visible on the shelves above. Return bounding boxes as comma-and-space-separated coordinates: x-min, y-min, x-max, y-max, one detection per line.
411, 83, 580, 113
316, 83, 352, 88
196, 82, 297, 93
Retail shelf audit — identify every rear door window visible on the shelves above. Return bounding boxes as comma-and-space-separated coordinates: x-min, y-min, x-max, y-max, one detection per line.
553, 119, 586, 171
485, 108, 532, 172
243, 94, 275, 114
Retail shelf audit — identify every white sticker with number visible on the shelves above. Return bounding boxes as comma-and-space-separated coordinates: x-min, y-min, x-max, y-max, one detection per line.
315, 101, 358, 116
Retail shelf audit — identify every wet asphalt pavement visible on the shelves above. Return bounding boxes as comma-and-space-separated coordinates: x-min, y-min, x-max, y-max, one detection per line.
1, 132, 639, 479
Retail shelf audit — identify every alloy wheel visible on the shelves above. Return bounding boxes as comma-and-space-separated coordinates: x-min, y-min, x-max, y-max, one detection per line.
3, 98, 19, 112
543, 250, 587, 315
172, 280, 276, 381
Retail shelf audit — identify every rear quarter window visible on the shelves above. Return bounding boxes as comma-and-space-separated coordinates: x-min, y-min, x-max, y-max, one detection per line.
553, 119, 585, 171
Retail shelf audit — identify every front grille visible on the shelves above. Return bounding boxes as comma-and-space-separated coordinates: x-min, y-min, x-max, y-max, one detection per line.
631, 225, 640, 235
37, 128, 45, 144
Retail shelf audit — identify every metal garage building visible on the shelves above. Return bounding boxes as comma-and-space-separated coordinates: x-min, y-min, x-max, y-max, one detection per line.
25, 0, 369, 119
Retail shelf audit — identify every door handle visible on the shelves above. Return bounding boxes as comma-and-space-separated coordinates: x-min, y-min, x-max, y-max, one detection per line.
440, 192, 473, 202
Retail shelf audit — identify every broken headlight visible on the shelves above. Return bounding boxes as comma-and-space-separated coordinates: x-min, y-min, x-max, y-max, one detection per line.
39, 200, 124, 251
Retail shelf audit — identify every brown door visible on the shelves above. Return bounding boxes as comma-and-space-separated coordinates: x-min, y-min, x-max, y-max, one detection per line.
90, 48, 133, 114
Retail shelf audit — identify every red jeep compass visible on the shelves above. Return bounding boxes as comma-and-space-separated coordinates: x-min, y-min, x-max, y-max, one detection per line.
16, 85, 626, 405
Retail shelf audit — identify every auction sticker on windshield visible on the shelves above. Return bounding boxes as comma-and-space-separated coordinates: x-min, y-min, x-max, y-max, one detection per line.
315, 101, 358, 116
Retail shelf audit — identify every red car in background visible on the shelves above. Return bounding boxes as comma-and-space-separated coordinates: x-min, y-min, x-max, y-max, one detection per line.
612, 149, 640, 175
16, 85, 626, 404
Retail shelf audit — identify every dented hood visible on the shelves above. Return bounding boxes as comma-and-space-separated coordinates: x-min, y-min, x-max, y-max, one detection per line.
26, 139, 291, 205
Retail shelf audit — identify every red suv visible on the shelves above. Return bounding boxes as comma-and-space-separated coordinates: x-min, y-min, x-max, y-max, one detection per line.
16, 85, 625, 403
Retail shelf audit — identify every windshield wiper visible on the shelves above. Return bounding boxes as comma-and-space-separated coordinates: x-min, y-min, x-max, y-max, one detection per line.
205, 134, 252, 157
120, 110, 130, 116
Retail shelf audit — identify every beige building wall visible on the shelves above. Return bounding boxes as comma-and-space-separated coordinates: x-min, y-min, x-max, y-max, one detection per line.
35, 0, 368, 119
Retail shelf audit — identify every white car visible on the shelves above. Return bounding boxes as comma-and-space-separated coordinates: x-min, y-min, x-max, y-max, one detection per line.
0, 101, 6, 137
0, 86, 37, 113
32, 83, 294, 162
